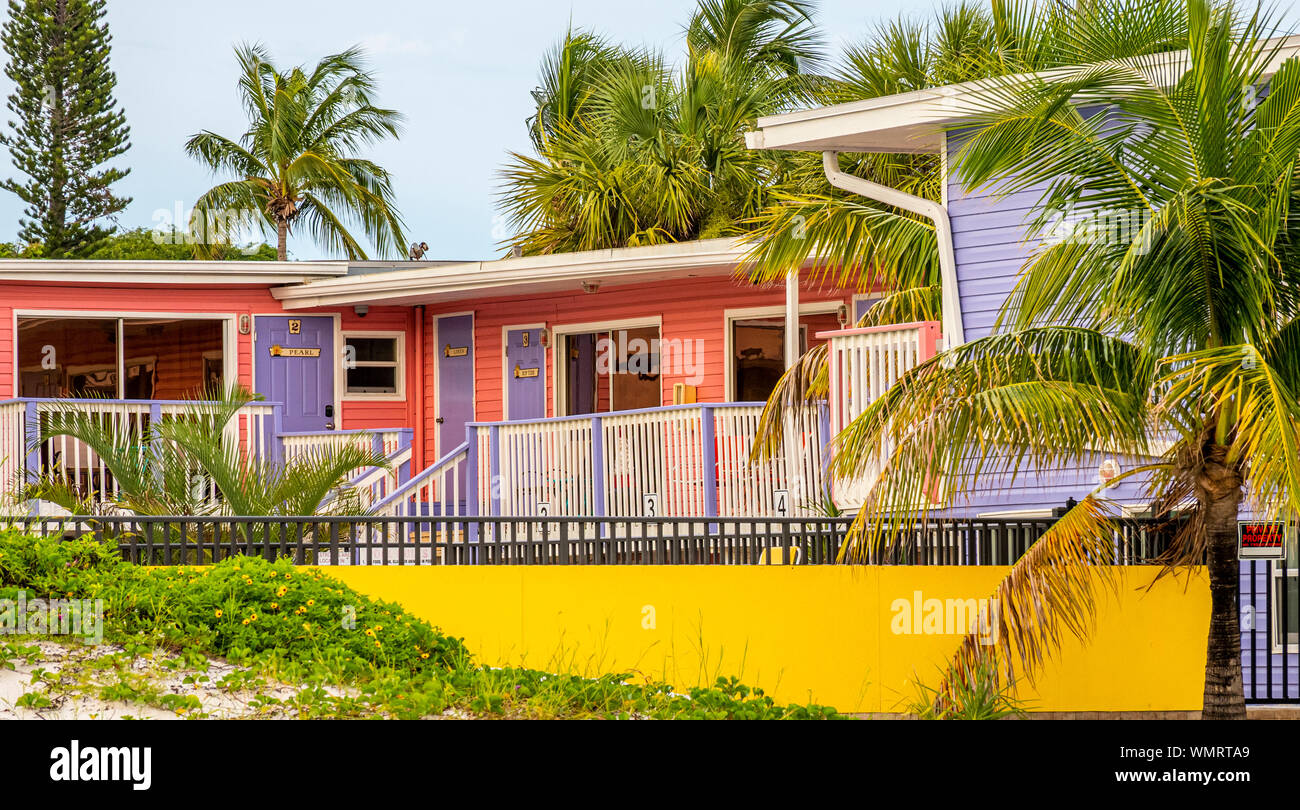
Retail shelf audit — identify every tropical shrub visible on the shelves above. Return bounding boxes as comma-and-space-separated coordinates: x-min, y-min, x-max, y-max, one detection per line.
0, 530, 466, 675
0, 530, 840, 719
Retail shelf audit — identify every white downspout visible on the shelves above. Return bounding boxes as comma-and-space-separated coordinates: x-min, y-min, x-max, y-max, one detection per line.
784, 271, 799, 369
820, 151, 965, 348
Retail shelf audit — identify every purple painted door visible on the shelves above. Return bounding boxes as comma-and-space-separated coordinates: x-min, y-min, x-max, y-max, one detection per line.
506, 327, 546, 419
437, 315, 474, 455
255, 316, 335, 432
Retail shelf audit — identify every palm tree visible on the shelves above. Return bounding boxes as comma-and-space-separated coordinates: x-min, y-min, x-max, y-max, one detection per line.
742, 0, 1191, 306
765, 0, 1296, 719
526, 28, 618, 152
498, 0, 822, 255
24, 386, 388, 517
186, 44, 407, 261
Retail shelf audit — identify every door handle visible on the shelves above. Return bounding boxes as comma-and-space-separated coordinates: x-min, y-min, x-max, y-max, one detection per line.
435, 417, 445, 424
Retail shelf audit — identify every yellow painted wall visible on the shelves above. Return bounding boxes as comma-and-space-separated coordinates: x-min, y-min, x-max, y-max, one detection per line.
327, 565, 1210, 714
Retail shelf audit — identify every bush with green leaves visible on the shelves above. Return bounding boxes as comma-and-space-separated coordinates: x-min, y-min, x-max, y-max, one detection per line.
0, 530, 466, 676
0, 530, 841, 719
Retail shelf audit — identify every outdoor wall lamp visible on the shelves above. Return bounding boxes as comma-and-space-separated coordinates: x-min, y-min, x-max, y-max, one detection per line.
238, 314, 251, 335
354, 305, 369, 318
836, 303, 850, 328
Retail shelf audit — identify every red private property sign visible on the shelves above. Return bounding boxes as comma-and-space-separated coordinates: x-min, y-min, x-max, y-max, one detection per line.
1238, 521, 1288, 560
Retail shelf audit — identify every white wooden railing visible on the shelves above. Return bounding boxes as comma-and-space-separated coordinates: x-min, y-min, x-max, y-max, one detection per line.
820, 321, 942, 508
0, 399, 27, 496
371, 441, 469, 520
280, 428, 412, 465
0, 398, 280, 504
714, 405, 825, 518
327, 444, 413, 512
0, 398, 417, 511
465, 402, 828, 519
495, 415, 595, 517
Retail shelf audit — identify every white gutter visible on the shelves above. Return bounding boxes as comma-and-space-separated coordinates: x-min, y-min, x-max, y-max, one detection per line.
272, 237, 750, 308
0, 259, 350, 285
820, 151, 965, 347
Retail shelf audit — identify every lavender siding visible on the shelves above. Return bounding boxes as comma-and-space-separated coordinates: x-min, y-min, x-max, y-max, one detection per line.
942, 138, 1148, 515
946, 156, 1048, 341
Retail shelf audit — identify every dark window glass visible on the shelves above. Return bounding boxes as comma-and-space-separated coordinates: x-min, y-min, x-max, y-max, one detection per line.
346, 365, 397, 393
732, 320, 806, 402
18, 317, 119, 398
347, 338, 397, 363
18, 317, 223, 400
121, 319, 223, 399
345, 336, 400, 394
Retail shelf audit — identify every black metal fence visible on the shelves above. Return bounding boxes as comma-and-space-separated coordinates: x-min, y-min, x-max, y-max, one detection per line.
0, 514, 1180, 567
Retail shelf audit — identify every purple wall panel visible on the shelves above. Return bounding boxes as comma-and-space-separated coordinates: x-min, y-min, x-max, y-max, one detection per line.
941, 134, 1155, 517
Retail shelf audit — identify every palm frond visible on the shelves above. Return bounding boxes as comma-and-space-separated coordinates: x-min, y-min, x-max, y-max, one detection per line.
939, 495, 1127, 704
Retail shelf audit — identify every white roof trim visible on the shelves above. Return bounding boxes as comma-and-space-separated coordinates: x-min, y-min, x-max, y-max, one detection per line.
271, 237, 755, 309
747, 34, 1300, 154
0, 259, 351, 285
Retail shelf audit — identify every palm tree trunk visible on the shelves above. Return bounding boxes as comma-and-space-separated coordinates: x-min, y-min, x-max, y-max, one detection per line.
1199, 446, 1246, 720
276, 219, 288, 261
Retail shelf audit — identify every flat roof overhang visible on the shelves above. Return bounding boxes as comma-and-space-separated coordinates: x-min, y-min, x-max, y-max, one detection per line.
0, 259, 351, 285
746, 34, 1300, 154
271, 238, 766, 309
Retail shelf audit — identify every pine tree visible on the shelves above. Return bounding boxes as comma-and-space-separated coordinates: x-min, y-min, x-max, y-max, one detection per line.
0, 0, 131, 257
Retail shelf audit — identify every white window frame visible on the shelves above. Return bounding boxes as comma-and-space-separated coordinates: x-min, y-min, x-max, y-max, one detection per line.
1271, 555, 1299, 654
851, 293, 883, 325
723, 302, 844, 402
341, 331, 405, 400
551, 316, 662, 416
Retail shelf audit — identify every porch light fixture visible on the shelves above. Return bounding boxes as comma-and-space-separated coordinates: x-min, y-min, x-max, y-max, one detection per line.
1099, 458, 1121, 487
539, 328, 550, 348
238, 314, 251, 335
836, 303, 849, 328
581, 281, 600, 294
354, 305, 369, 318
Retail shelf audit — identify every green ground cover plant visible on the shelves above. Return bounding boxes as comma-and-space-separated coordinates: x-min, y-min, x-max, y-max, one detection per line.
0, 530, 839, 719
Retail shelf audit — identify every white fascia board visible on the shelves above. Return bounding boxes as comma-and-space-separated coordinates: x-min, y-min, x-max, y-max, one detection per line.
0, 259, 350, 284
749, 34, 1300, 154
271, 238, 753, 308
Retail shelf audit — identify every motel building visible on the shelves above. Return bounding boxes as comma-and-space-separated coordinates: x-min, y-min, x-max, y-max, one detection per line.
0, 240, 876, 523
1, 41, 1297, 704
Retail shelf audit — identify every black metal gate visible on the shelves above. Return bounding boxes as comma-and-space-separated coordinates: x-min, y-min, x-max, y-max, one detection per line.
1242, 557, 1300, 703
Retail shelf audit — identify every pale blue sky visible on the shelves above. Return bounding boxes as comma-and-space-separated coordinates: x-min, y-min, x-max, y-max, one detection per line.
0, 0, 1294, 260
